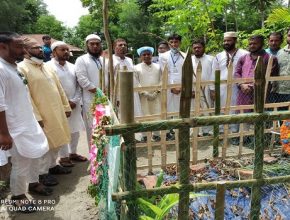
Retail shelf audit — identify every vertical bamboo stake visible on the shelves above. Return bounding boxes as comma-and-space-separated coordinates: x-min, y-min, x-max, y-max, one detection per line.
119, 70, 137, 219
102, 58, 106, 94
192, 61, 202, 164
263, 56, 273, 103
222, 62, 234, 158
147, 131, 153, 174
238, 109, 244, 157
178, 50, 193, 220
161, 65, 168, 170
103, 0, 114, 101
99, 68, 103, 92
213, 70, 221, 158
250, 56, 266, 220
215, 182, 226, 220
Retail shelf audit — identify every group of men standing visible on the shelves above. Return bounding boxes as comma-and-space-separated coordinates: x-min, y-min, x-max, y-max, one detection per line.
1, 28, 290, 212
0, 32, 87, 212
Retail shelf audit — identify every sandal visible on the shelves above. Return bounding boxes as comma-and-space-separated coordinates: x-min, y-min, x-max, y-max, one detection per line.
69, 153, 87, 162
39, 174, 59, 186
59, 157, 74, 167
11, 194, 36, 213
49, 165, 72, 175
28, 183, 53, 196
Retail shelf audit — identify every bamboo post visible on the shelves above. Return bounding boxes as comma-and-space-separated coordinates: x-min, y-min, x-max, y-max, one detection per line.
119, 70, 138, 218
178, 50, 193, 220
222, 62, 234, 158
103, 0, 114, 101
238, 109, 244, 157
192, 61, 202, 165
213, 70, 221, 158
147, 131, 153, 174
250, 56, 266, 220
215, 182, 225, 220
99, 68, 103, 92
161, 65, 168, 170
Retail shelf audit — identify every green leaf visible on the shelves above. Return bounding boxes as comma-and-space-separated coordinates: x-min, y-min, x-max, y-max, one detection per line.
139, 216, 155, 220
138, 198, 163, 216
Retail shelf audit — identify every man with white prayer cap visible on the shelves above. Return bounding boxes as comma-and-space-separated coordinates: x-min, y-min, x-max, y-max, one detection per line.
75, 34, 106, 147
47, 41, 87, 166
18, 36, 72, 187
0, 32, 49, 212
210, 31, 248, 145
134, 46, 162, 142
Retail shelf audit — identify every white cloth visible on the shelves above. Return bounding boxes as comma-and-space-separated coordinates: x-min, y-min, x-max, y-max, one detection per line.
75, 54, 106, 145
39, 149, 59, 175
192, 54, 214, 133
0, 58, 48, 158
10, 145, 40, 196
113, 54, 142, 117
58, 132, 80, 157
159, 50, 186, 113
0, 150, 8, 166
134, 62, 161, 115
211, 49, 248, 108
47, 59, 85, 133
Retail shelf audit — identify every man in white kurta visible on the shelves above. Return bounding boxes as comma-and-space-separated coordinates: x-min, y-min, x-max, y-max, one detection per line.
159, 34, 186, 113
75, 34, 105, 147
210, 32, 248, 138
0, 33, 49, 210
134, 46, 162, 141
191, 39, 214, 135
113, 38, 142, 118
18, 37, 71, 186
47, 42, 87, 167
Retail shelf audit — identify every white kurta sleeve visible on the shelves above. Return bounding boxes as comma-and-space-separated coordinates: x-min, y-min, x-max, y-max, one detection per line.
0, 70, 8, 112
70, 83, 82, 104
209, 56, 219, 90
75, 57, 96, 91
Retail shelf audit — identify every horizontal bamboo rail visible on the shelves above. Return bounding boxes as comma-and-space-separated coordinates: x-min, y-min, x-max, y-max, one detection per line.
112, 175, 290, 201
104, 110, 290, 135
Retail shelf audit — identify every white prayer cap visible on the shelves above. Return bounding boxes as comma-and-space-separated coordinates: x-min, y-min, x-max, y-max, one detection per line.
51, 41, 67, 51
85, 34, 101, 42
224, 31, 238, 38
137, 46, 154, 56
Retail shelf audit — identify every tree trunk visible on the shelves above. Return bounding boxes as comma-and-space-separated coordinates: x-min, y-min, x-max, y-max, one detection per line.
232, 0, 239, 31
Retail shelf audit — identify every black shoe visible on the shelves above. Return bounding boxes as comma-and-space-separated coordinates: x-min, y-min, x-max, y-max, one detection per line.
166, 132, 175, 141
141, 136, 147, 143
39, 174, 58, 186
49, 165, 72, 175
231, 137, 240, 146
152, 135, 161, 142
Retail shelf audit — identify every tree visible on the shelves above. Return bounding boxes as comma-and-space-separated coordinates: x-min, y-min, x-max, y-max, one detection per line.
34, 15, 66, 40
248, 0, 276, 27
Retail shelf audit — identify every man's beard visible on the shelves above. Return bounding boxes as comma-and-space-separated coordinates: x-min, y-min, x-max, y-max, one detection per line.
223, 43, 235, 51
88, 50, 102, 57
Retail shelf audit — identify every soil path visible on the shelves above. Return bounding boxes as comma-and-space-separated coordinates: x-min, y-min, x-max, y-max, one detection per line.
0, 131, 98, 220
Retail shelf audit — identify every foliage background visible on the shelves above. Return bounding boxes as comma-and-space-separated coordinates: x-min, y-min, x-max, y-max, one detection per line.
1, 0, 290, 55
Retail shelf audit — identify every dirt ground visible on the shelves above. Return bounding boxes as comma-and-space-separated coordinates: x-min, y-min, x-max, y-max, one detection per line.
0, 131, 98, 220
0, 130, 260, 220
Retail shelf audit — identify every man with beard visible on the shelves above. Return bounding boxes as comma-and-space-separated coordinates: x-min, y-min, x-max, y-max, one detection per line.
191, 39, 214, 136
210, 32, 248, 145
134, 46, 162, 142
234, 35, 278, 131
18, 37, 72, 187
0, 32, 49, 211
113, 38, 142, 118
75, 34, 105, 146
265, 32, 283, 56
47, 41, 87, 167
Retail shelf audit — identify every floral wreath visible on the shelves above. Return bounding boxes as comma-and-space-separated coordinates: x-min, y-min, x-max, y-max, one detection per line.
280, 120, 290, 155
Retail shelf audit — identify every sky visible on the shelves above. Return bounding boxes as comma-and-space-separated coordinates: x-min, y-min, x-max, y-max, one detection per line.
43, 0, 88, 28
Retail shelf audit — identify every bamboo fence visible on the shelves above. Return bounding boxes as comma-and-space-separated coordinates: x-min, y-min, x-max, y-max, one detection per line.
104, 52, 290, 219
129, 55, 290, 173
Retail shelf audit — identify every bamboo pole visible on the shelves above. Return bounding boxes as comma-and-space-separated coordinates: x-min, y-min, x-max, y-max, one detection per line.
213, 70, 221, 158
192, 61, 202, 164
112, 175, 290, 201
238, 109, 244, 157
161, 65, 168, 171
250, 56, 266, 220
119, 70, 138, 218
178, 50, 193, 220
104, 110, 290, 136
147, 131, 153, 174
103, 0, 114, 101
215, 182, 225, 220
